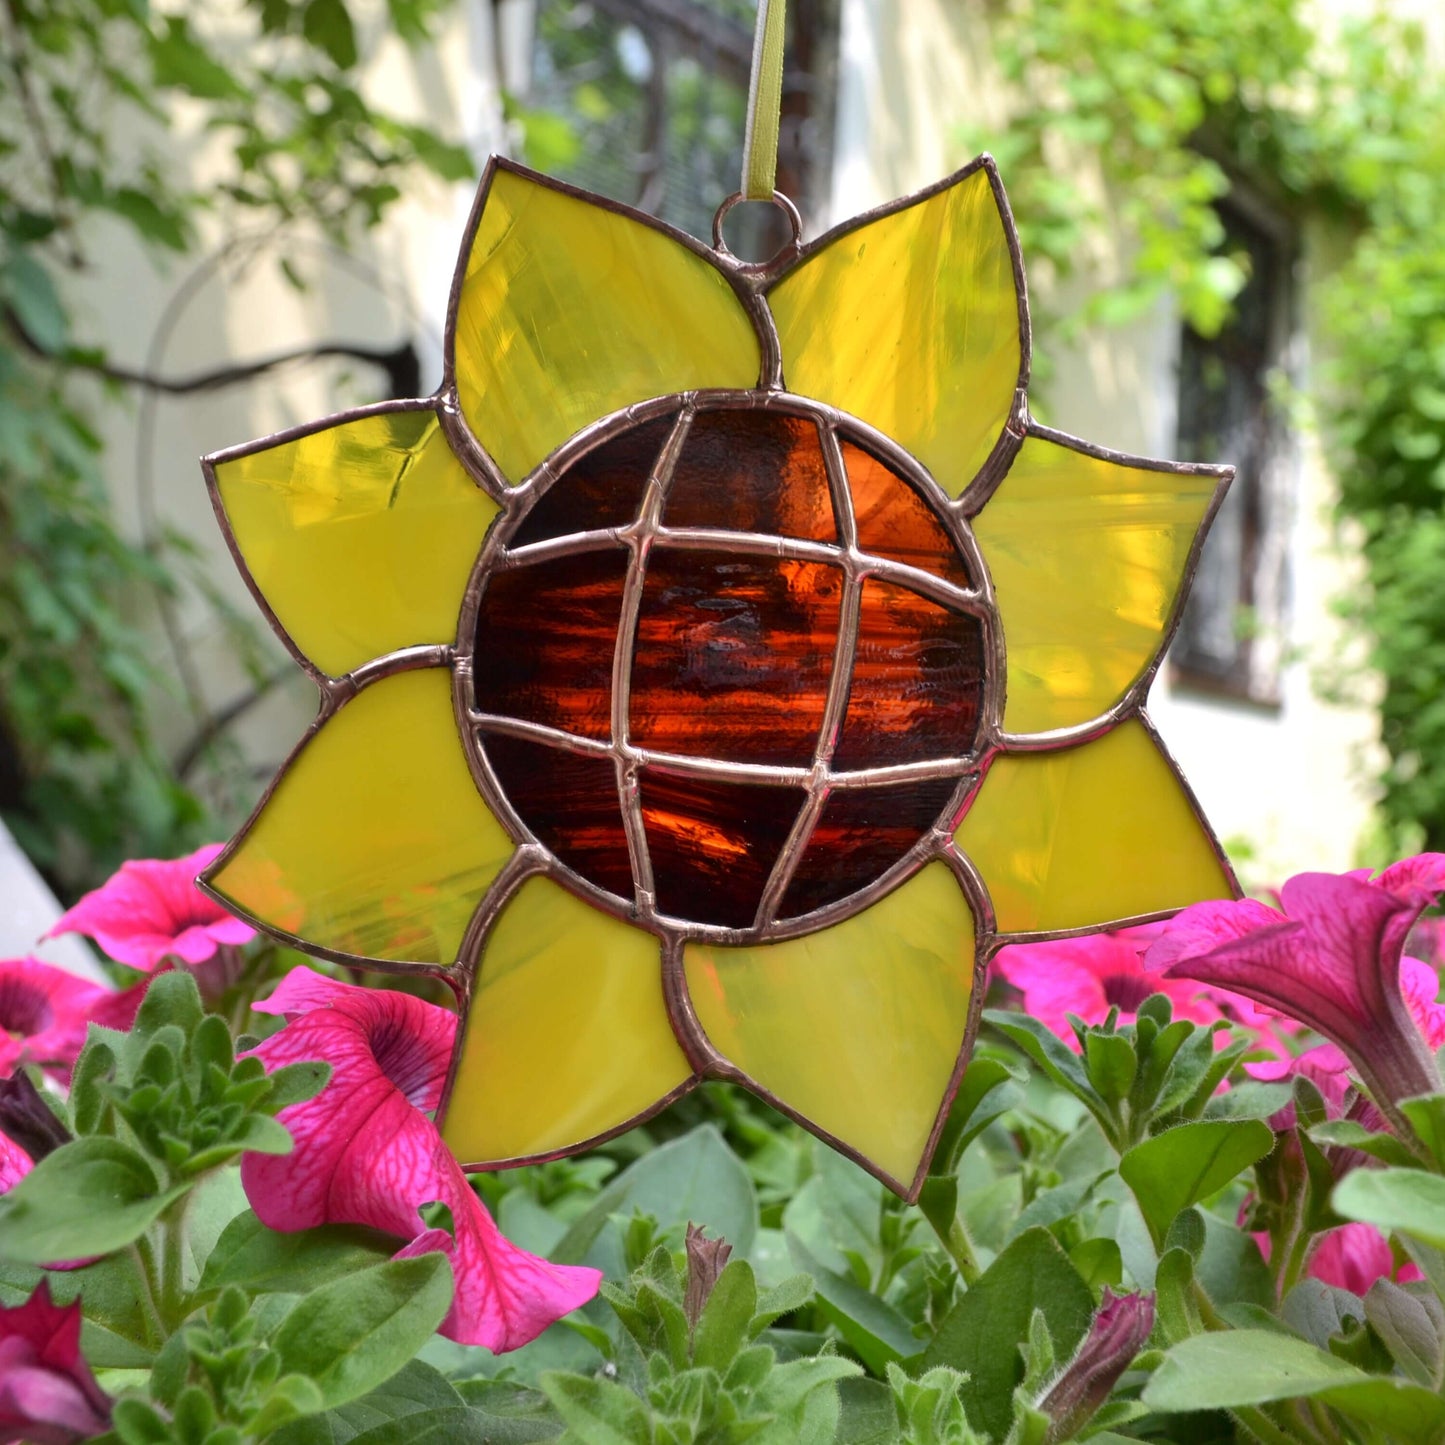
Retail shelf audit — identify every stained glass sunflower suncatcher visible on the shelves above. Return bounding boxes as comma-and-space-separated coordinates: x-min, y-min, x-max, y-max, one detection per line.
201, 155, 1238, 1200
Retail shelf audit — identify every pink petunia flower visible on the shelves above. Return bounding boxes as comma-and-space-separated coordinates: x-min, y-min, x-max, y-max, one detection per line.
994, 925, 1231, 1048
0, 1133, 30, 1194
0, 1281, 111, 1443
0, 959, 128, 1082
241, 967, 600, 1352
48, 844, 255, 971
1148, 857, 1445, 1126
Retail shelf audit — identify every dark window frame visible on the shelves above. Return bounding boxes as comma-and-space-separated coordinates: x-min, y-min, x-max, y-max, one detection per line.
1169, 181, 1298, 710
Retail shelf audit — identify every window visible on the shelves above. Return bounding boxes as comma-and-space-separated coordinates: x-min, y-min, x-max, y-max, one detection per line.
524, 0, 839, 249
1170, 196, 1295, 707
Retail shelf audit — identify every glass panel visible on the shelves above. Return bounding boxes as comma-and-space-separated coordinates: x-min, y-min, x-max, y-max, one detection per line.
473, 549, 630, 741
631, 551, 843, 766
482, 734, 634, 900
768, 166, 1020, 499
214, 408, 498, 678
453, 168, 760, 483
972, 433, 1219, 735
442, 876, 690, 1164
955, 720, 1233, 935
639, 771, 806, 928
844, 441, 972, 588
512, 413, 679, 547
833, 579, 985, 770
780, 776, 966, 919
208, 670, 513, 965
664, 410, 836, 542
685, 861, 974, 1186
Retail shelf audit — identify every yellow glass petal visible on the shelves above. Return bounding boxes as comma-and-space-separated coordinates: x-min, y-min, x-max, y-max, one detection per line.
685, 863, 974, 1188
974, 432, 1222, 735
443, 877, 691, 1164
767, 163, 1021, 498
212, 407, 497, 679
208, 669, 512, 965
956, 721, 1233, 935
453, 165, 761, 483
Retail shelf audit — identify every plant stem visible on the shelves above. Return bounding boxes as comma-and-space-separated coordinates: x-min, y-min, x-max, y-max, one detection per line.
1231, 1403, 1303, 1445
935, 1213, 982, 1286
128, 1239, 166, 1348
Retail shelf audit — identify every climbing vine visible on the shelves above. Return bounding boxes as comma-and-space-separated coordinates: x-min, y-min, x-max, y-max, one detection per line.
962, 0, 1445, 849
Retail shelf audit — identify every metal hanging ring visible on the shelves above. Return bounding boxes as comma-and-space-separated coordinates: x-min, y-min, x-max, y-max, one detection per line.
712, 190, 804, 267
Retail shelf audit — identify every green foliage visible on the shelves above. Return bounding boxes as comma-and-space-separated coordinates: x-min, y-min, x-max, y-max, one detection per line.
0, 0, 471, 892
976, 0, 1445, 847
0, 972, 326, 1267
549, 1238, 858, 1445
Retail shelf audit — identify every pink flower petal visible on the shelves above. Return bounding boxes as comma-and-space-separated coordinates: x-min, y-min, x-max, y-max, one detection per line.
1307, 1222, 1402, 1296
1142, 898, 1285, 972
241, 969, 599, 1352
1400, 956, 1445, 1051
1375, 853, 1445, 901
0, 1282, 110, 1441
48, 845, 254, 971
0, 1134, 31, 1193
0, 959, 113, 1080
397, 1174, 601, 1351
253, 964, 368, 1020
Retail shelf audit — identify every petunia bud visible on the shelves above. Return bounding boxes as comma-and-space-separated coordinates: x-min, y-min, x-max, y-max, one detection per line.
1037, 1289, 1154, 1444
683, 1222, 733, 1329
0, 1071, 71, 1165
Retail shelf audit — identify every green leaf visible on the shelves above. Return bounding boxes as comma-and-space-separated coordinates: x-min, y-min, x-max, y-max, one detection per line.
1, 254, 68, 352
266, 1060, 332, 1112
1084, 1030, 1137, 1103
1142, 1329, 1445, 1438
785, 1231, 917, 1374
984, 1010, 1092, 1101
929, 1056, 1024, 1174
1333, 1166, 1445, 1250
539, 1372, 652, 1445
271, 1255, 454, 1409
1400, 1094, 1445, 1168
0, 1137, 187, 1262
922, 1226, 1094, 1440
303, 0, 358, 67
690, 1258, 756, 1371
1068, 1237, 1123, 1292
835, 1378, 897, 1445
552, 1125, 757, 1265
271, 1361, 498, 1445
200, 1209, 399, 1294
148, 17, 247, 99
1119, 1119, 1273, 1246
1309, 1119, 1419, 1168
1365, 1278, 1444, 1389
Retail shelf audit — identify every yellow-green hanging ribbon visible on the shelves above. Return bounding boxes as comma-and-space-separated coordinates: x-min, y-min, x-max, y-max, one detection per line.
741, 0, 787, 199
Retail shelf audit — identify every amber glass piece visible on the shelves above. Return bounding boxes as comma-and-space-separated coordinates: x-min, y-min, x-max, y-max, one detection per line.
482, 735, 634, 900
640, 771, 805, 928
453, 166, 759, 482
685, 862, 975, 1187
511, 413, 677, 547
213, 407, 498, 678
630, 552, 843, 766
443, 876, 691, 1164
780, 776, 966, 919
769, 164, 1021, 499
955, 720, 1234, 934
663, 410, 836, 542
973, 433, 1221, 735
844, 442, 972, 589
207, 670, 513, 965
473, 549, 629, 741
833, 580, 985, 770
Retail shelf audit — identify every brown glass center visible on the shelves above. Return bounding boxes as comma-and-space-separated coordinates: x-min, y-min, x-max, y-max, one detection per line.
470, 401, 988, 934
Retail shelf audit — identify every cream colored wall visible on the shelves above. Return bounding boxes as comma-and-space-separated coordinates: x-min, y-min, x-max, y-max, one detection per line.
830, 0, 1391, 884
61, 4, 507, 817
